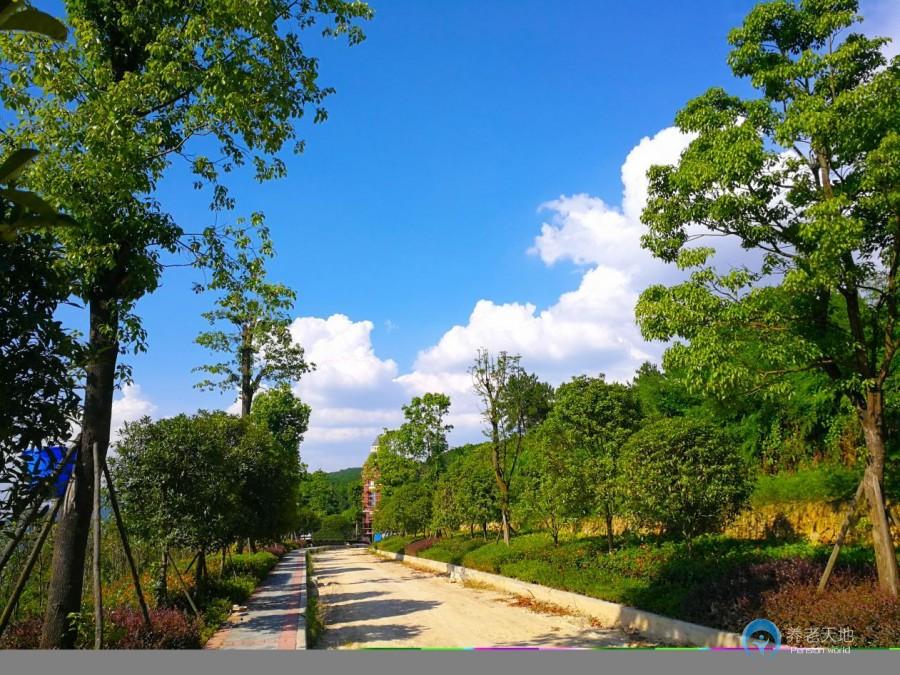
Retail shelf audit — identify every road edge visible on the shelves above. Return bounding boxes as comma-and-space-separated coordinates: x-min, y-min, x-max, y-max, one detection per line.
369, 547, 742, 648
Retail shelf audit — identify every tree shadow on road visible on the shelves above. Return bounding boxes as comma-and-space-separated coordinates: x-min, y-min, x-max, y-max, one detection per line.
314, 566, 371, 577
320, 622, 424, 649
319, 590, 385, 605
323, 598, 440, 624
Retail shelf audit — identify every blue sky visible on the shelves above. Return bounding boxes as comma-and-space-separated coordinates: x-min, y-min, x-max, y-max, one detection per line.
48, 1, 899, 470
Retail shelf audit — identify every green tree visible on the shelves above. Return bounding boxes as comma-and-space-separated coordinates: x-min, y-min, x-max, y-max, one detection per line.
470, 349, 553, 545
250, 383, 311, 455
0, 0, 371, 644
295, 507, 321, 537
112, 413, 244, 585
231, 413, 304, 546
0, 232, 80, 527
634, 0, 900, 593
432, 445, 498, 537
620, 418, 752, 552
315, 513, 354, 542
195, 220, 311, 417
374, 482, 432, 537
547, 375, 642, 552
398, 393, 453, 463
300, 470, 340, 517
370, 430, 424, 497
516, 425, 593, 546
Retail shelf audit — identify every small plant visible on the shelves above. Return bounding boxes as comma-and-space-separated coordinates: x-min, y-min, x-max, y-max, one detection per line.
305, 553, 325, 648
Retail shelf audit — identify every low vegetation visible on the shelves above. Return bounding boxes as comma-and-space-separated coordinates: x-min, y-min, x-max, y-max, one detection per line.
376, 533, 900, 646
0, 549, 284, 649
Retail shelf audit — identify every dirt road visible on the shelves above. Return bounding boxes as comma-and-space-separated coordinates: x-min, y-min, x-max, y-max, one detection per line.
312, 547, 640, 649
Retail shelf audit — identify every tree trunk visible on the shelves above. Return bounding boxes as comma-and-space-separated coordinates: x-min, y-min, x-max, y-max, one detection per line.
604, 502, 615, 554
41, 293, 119, 648
156, 548, 169, 607
196, 548, 207, 587
92, 442, 103, 650
490, 437, 511, 546
240, 324, 253, 417
859, 391, 900, 597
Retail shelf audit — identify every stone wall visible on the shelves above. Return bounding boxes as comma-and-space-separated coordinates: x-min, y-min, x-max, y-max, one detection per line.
723, 501, 900, 545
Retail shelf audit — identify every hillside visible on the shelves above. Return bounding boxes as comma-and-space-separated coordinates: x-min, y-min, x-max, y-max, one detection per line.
326, 467, 362, 486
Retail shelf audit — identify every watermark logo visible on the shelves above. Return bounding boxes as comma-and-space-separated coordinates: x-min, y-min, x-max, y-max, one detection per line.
741, 619, 782, 656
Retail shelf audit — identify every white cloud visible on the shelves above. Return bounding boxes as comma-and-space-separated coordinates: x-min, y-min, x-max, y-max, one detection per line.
287, 314, 405, 470
110, 384, 157, 441
530, 127, 694, 273
294, 127, 695, 469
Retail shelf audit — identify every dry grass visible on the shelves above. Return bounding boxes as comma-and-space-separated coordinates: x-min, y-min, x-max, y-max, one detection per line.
504, 594, 576, 617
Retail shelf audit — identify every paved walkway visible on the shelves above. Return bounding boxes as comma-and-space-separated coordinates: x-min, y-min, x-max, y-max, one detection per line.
205, 549, 306, 650
313, 547, 640, 649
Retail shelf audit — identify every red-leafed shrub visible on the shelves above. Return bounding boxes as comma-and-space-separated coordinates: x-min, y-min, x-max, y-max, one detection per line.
106, 608, 201, 649
404, 537, 439, 556
761, 581, 900, 648
0, 616, 42, 649
261, 543, 286, 557
681, 557, 828, 628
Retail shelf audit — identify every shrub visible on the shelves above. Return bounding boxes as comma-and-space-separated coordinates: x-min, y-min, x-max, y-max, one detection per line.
201, 575, 258, 605
418, 537, 487, 564
404, 537, 439, 556
680, 557, 828, 629
762, 580, 900, 648
372, 535, 415, 554
223, 551, 278, 579
261, 543, 287, 557
751, 464, 861, 506
107, 608, 201, 649
620, 418, 752, 548
0, 616, 42, 649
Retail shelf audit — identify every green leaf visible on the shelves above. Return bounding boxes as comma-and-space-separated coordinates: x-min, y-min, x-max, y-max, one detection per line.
0, 7, 67, 41
0, 148, 39, 182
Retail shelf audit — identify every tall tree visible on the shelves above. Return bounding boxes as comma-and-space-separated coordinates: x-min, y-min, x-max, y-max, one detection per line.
470, 349, 552, 545
546, 375, 642, 552
0, 0, 371, 645
516, 425, 593, 546
398, 393, 453, 463
250, 383, 311, 455
635, 0, 900, 593
195, 219, 311, 417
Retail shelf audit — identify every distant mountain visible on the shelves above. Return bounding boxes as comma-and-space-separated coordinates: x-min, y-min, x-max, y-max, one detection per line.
326, 467, 361, 486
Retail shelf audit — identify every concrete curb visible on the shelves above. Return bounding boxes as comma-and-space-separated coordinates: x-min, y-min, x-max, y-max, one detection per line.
369, 547, 742, 648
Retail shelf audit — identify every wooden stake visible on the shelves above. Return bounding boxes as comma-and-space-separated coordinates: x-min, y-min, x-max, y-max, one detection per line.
818, 478, 865, 593
92, 442, 103, 649
0, 495, 64, 637
167, 551, 200, 617
103, 462, 151, 630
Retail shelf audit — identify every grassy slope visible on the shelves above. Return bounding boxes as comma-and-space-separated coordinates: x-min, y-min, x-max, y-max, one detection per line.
375, 532, 879, 628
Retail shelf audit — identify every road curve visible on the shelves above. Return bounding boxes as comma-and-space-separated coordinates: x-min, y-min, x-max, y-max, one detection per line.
312, 547, 641, 649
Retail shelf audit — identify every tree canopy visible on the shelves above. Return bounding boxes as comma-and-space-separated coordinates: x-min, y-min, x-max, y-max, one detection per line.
635, 0, 900, 595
